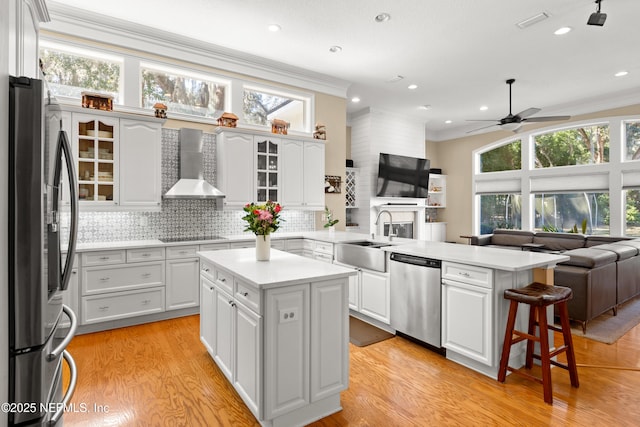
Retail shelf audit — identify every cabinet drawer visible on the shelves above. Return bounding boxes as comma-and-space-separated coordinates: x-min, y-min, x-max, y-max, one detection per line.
271, 239, 285, 250
166, 245, 199, 259
82, 250, 126, 266
235, 279, 262, 315
200, 260, 215, 282
303, 239, 314, 250
82, 286, 165, 324
127, 247, 165, 263
314, 241, 334, 254
200, 242, 230, 251
230, 241, 255, 249
215, 268, 234, 295
314, 252, 333, 263
442, 262, 493, 289
83, 261, 164, 295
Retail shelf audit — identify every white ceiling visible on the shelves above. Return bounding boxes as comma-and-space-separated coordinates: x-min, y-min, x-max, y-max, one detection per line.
48, 0, 640, 140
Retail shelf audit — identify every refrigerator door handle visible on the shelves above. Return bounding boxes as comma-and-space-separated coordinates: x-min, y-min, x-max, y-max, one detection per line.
50, 350, 78, 425
48, 305, 77, 361
59, 128, 78, 291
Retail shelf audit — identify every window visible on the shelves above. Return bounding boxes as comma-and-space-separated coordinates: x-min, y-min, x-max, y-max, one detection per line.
141, 64, 228, 119
479, 140, 521, 172
243, 86, 311, 133
626, 190, 640, 236
39, 41, 122, 102
534, 125, 609, 168
624, 121, 640, 161
479, 194, 522, 234
534, 192, 609, 234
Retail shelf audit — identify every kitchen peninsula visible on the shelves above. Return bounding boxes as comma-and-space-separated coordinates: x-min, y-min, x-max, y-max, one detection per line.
383, 241, 569, 379
198, 247, 356, 427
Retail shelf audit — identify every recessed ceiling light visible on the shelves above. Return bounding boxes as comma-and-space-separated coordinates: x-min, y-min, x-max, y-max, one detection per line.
445, 120, 452, 124
267, 24, 281, 32
408, 84, 418, 90
615, 70, 629, 77
418, 105, 431, 110
329, 45, 342, 53
554, 26, 572, 35
480, 105, 488, 111
375, 13, 391, 23
516, 12, 550, 29
351, 97, 361, 103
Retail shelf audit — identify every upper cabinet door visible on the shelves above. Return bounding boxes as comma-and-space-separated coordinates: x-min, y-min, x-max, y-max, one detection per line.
216, 131, 254, 207
280, 140, 304, 206
119, 119, 162, 208
302, 141, 325, 209
255, 136, 280, 203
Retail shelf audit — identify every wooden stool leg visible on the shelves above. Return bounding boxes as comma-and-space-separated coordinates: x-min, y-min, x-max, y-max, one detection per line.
525, 306, 537, 369
558, 301, 579, 388
498, 300, 519, 382
538, 306, 553, 404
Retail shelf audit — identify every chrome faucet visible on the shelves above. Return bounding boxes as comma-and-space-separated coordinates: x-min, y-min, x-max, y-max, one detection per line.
375, 210, 395, 241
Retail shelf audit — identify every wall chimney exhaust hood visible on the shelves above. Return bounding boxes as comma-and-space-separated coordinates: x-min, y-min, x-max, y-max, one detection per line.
163, 128, 225, 200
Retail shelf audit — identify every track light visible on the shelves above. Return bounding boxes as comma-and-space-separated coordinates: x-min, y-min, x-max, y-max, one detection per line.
587, 0, 607, 26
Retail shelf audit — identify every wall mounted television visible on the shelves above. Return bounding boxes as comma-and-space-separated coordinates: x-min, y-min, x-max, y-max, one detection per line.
376, 152, 430, 198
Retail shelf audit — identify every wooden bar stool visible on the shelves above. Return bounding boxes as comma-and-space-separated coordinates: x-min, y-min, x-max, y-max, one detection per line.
497, 282, 579, 404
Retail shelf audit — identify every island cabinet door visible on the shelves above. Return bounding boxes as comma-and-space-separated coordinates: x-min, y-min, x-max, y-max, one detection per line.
234, 301, 263, 421
310, 279, 349, 402
214, 286, 235, 382
200, 277, 216, 356
441, 279, 493, 365
359, 269, 390, 324
264, 284, 310, 420
166, 258, 200, 310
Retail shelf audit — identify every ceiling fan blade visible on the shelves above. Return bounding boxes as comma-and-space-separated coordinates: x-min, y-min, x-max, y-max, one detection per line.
523, 115, 571, 123
466, 123, 499, 133
465, 119, 503, 122
515, 107, 541, 119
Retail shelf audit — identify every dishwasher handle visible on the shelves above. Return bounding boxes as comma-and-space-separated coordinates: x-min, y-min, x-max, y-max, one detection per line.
390, 252, 441, 268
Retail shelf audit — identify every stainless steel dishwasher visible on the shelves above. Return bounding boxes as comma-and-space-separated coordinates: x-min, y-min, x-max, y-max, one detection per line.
390, 252, 442, 349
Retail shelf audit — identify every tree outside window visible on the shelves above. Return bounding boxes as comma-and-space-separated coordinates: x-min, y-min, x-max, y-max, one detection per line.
624, 121, 640, 161
243, 87, 308, 132
534, 125, 609, 168
480, 140, 521, 172
626, 189, 640, 236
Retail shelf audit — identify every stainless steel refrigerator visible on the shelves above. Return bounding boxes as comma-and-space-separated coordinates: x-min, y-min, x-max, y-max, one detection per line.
8, 76, 79, 426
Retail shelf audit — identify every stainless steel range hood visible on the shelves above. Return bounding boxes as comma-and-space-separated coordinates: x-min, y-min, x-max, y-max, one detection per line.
163, 128, 225, 199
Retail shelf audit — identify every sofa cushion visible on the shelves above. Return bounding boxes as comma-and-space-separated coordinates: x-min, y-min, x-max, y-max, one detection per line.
590, 243, 638, 260
491, 229, 534, 247
533, 232, 586, 251
560, 247, 617, 268
585, 235, 633, 247
611, 239, 640, 252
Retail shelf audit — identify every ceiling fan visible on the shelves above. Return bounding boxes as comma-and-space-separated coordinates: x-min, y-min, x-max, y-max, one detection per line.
467, 79, 571, 133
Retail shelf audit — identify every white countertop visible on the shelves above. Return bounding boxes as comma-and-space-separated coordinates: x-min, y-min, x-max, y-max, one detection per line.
382, 241, 570, 271
198, 248, 357, 289
75, 230, 412, 252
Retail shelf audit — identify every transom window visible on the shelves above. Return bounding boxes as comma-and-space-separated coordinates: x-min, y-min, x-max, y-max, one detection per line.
534, 124, 609, 168
480, 140, 521, 173
624, 121, 640, 161
243, 86, 311, 133
141, 63, 229, 119
39, 41, 122, 103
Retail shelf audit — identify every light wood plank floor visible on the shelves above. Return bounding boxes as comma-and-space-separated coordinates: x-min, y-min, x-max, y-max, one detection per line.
64, 314, 640, 426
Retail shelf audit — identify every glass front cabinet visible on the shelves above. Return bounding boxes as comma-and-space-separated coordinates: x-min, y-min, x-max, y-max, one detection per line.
74, 114, 119, 205
255, 136, 279, 203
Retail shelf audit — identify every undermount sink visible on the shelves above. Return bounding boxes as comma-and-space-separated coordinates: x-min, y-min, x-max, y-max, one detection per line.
335, 241, 391, 272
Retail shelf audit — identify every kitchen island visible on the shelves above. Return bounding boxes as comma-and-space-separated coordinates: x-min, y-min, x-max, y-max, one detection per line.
382, 241, 569, 379
198, 248, 357, 427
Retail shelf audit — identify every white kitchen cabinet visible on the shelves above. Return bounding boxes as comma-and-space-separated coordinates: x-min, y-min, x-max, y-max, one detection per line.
119, 119, 162, 208
359, 269, 390, 324
255, 135, 280, 203
166, 257, 200, 310
281, 139, 325, 209
9, 0, 48, 78
66, 107, 164, 211
216, 130, 255, 208
200, 277, 216, 356
442, 261, 494, 367
424, 222, 447, 242
214, 284, 235, 382
302, 239, 334, 263
235, 301, 263, 419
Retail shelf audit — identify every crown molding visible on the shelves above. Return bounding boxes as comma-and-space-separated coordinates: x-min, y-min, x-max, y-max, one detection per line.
43, 2, 350, 98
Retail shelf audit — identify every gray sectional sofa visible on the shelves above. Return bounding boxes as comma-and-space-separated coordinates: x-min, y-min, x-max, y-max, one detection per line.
471, 229, 640, 332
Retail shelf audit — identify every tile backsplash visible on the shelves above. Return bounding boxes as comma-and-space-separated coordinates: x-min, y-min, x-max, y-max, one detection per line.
69, 128, 315, 243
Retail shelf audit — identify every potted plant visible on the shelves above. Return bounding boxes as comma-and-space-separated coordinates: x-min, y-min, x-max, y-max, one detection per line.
323, 206, 339, 234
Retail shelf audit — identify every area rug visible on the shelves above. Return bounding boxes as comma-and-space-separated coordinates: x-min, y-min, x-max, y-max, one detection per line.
349, 316, 394, 347
566, 296, 640, 344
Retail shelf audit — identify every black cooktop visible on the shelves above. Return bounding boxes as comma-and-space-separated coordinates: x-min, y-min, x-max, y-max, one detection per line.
159, 235, 226, 243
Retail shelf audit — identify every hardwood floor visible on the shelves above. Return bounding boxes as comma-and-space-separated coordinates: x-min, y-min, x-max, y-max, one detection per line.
64, 314, 640, 426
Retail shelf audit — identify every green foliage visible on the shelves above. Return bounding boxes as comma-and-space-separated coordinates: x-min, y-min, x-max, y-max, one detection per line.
625, 122, 640, 160
323, 206, 339, 228
534, 125, 609, 168
542, 224, 561, 232
480, 140, 521, 172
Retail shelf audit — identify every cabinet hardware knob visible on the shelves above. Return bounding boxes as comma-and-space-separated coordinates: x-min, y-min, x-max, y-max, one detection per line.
100, 277, 110, 281
241, 292, 249, 297
142, 273, 151, 278
203, 268, 210, 272
220, 278, 226, 282
142, 299, 151, 305
142, 253, 150, 257
99, 256, 110, 260
99, 306, 109, 311
459, 272, 470, 277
